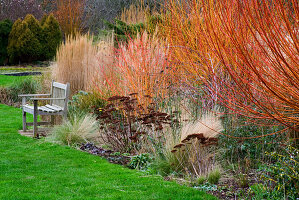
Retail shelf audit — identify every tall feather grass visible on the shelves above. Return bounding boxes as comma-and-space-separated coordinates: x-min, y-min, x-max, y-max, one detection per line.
52, 34, 98, 94
149, 110, 224, 177
120, 3, 148, 24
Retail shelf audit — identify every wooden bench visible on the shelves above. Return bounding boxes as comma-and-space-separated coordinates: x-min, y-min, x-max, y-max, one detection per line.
19, 80, 70, 138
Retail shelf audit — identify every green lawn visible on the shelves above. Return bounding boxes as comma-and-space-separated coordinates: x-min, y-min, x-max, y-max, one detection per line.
0, 75, 33, 87
0, 104, 216, 200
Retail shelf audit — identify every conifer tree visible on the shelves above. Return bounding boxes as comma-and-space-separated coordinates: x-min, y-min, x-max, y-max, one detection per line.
0, 19, 13, 65
7, 19, 23, 63
40, 14, 48, 27
23, 14, 42, 57
42, 14, 62, 60
7, 20, 40, 63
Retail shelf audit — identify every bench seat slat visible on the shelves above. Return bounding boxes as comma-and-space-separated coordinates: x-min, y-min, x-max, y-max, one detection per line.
23, 105, 61, 113
44, 105, 63, 112
39, 106, 55, 113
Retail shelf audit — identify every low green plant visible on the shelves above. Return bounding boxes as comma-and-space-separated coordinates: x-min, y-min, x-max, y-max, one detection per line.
129, 153, 152, 170
259, 145, 299, 199
46, 113, 99, 146
149, 157, 175, 176
207, 168, 221, 185
111, 152, 121, 156
194, 183, 217, 192
250, 183, 281, 200
237, 173, 249, 188
68, 91, 106, 117
101, 19, 145, 44
8, 77, 41, 102
197, 176, 206, 185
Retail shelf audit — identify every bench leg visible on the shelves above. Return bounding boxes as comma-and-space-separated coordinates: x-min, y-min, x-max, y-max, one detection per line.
22, 111, 27, 132
63, 112, 67, 121
33, 100, 38, 138
50, 115, 55, 126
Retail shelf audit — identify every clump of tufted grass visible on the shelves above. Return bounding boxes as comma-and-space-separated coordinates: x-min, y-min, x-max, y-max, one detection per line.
46, 113, 99, 146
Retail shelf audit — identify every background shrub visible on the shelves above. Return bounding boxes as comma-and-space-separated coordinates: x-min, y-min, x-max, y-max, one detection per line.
0, 19, 12, 65
7, 14, 62, 64
11, 21, 41, 63
7, 19, 22, 63
41, 14, 62, 60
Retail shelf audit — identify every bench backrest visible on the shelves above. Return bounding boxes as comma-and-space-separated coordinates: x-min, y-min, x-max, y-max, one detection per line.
50, 81, 70, 111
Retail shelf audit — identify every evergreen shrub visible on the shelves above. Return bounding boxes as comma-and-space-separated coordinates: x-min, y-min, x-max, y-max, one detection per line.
0, 19, 13, 65
41, 14, 62, 60
7, 14, 62, 64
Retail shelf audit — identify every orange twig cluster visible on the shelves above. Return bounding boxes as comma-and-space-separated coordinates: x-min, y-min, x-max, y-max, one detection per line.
53, 0, 85, 36
163, 0, 299, 133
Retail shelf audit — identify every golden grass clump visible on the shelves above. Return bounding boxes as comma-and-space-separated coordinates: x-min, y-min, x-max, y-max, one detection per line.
180, 112, 223, 142
171, 111, 223, 177
52, 34, 98, 94
46, 113, 99, 146
120, 3, 148, 24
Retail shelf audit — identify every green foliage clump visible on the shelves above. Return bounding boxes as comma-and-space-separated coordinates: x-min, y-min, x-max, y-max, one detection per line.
40, 14, 48, 27
102, 19, 145, 43
259, 145, 298, 199
197, 176, 206, 185
7, 14, 62, 64
250, 183, 281, 200
8, 77, 41, 102
41, 14, 62, 60
145, 14, 162, 34
68, 91, 107, 116
129, 153, 152, 170
207, 168, 221, 185
0, 19, 13, 65
149, 157, 175, 176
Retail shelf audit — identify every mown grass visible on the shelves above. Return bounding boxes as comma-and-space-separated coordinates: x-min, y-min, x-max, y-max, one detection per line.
0, 75, 34, 87
0, 104, 216, 200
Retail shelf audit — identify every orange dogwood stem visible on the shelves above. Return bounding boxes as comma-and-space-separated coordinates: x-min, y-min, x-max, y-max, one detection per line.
163, 0, 298, 132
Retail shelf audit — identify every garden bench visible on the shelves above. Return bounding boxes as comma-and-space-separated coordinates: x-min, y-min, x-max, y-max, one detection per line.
19, 80, 70, 138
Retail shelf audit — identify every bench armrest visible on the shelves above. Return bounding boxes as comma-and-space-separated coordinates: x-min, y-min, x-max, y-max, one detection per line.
18, 94, 51, 97
30, 98, 66, 101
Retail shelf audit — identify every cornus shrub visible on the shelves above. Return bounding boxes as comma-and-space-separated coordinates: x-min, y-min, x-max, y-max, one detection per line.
53, 0, 85, 36
163, 0, 299, 137
98, 31, 172, 106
